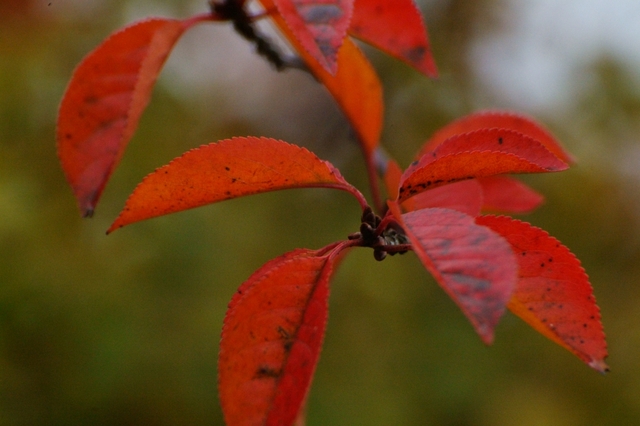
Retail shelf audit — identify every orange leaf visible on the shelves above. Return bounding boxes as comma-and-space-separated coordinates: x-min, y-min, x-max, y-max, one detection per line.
349, 0, 437, 77
398, 129, 568, 203
57, 17, 199, 217
272, 0, 354, 74
476, 215, 608, 372
478, 176, 544, 214
219, 245, 344, 426
260, 0, 383, 157
395, 207, 518, 344
418, 111, 573, 163
107, 137, 366, 233
412, 179, 484, 217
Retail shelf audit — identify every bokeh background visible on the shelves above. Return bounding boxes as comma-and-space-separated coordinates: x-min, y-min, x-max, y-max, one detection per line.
2, 0, 640, 424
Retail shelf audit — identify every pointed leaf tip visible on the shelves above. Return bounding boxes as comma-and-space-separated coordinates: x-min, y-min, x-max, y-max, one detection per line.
107, 137, 366, 233
476, 215, 608, 371
219, 246, 343, 426
272, 0, 354, 74
57, 18, 194, 216
397, 208, 518, 343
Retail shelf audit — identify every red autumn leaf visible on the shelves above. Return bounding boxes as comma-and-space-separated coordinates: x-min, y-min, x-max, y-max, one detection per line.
271, 0, 354, 74
261, 0, 383, 157
476, 215, 608, 372
477, 176, 544, 214
418, 111, 573, 163
398, 129, 568, 203
57, 17, 203, 217
219, 245, 344, 426
393, 206, 518, 343
412, 179, 484, 217
107, 137, 367, 233
349, 0, 437, 77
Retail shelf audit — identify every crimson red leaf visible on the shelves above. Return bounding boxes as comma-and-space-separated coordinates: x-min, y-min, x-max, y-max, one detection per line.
260, 0, 383, 156
219, 245, 344, 426
107, 137, 366, 233
412, 179, 484, 217
398, 129, 568, 203
349, 0, 437, 77
271, 0, 354, 74
476, 215, 608, 372
478, 176, 544, 214
395, 207, 518, 343
418, 111, 573, 163
57, 17, 201, 217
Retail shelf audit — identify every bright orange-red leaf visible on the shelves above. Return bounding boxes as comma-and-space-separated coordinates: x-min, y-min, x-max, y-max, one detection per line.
418, 111, 573, 163
108, 137, 366, 233
395, 207, 518, 344
272, 0, 354, 74
260, 0, 383, 157
349, 0, 437, 77
57, 17, 200, 217
412, 180, 484, 217
476, 215, 608, 372
398, 129, 568, 203
478, 176, 544, 214
219, 245, 344, 426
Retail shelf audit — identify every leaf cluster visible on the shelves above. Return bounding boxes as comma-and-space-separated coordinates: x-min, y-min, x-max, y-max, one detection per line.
56, 1, 608, 425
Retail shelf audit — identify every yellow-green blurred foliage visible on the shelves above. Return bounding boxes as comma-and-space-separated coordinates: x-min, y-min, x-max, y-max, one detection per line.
2, 0, 640, 424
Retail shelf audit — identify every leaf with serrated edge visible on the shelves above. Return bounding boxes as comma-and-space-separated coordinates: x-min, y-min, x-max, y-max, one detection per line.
57, 17, 202, 217
259, 0, 382, 157
272, 0, 354, 74
398, 129, 568, 203
478, 176, 544, 214
219, 245, 344, 426
476, 215, 608, 372
349, 0, 437, 77
392, 205, 518, 343
418, 111, 573, 163
108, 137, 366, 233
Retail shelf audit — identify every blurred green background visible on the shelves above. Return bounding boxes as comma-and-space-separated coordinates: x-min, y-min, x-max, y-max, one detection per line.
2, 0, 640, 424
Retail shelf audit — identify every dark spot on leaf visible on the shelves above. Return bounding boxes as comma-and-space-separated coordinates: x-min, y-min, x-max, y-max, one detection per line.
255, 365, 281, 379
225, 166, 230, 171
411, 160, 419, 166
583, 323, 588, 328
498, 137, 503, 145
65, 133, 72, 139
231, 178, 237, 183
